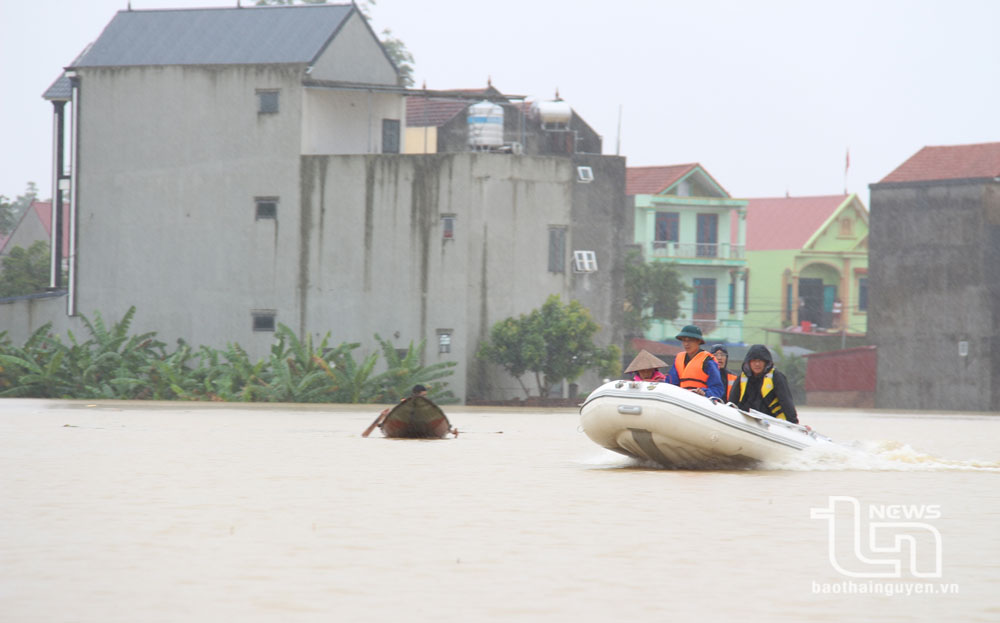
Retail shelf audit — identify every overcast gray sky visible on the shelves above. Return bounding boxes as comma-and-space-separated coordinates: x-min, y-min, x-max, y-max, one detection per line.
2, 0, 998, 207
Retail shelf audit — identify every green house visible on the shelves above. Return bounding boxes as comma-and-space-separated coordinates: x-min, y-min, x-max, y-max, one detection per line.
627, 164, 748, 344
742, 194, 869, 347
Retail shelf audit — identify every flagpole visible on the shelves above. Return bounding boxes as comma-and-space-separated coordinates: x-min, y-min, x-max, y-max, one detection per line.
844, 148, 850, 194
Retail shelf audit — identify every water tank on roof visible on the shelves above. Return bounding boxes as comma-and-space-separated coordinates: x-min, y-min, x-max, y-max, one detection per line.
535, 99, 572, 127
467, 100, 504, 148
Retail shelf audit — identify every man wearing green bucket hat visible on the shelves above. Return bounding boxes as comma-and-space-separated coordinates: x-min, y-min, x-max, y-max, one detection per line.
665, 325, 726, 400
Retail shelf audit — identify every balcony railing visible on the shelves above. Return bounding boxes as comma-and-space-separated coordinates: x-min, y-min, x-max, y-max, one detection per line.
650, 241, 745, 259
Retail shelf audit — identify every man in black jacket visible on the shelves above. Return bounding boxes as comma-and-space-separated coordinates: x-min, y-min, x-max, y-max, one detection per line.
728, 344, 799, 424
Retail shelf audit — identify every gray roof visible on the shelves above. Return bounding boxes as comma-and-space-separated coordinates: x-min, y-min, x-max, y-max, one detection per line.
71, 4, 354, 68
43, 73, 73, 101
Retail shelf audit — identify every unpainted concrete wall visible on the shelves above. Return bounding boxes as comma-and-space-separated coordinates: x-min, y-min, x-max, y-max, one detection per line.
869, 181, 999, 411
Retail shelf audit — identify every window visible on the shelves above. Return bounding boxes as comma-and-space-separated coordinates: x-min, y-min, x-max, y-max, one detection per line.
839, 218, 854, 237
252, 310, 276, 332
257, 90, 279, 114
437, 330, 452, 354
576, 166, 594, 183
696, 214, 718, 257
573, 250, 598, 273
858, 277, 868, 311
255, 197, 278, 220
382, 119, 400, 154
728, 282, 735, 312
441, 215, 455, 240
548, 227, 566, 273
693, 278, 716, 319
654, 212, 679, 247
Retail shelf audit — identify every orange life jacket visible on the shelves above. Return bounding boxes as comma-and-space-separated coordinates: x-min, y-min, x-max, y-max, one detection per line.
673, 350, 710, 390
724, 370, 738, 394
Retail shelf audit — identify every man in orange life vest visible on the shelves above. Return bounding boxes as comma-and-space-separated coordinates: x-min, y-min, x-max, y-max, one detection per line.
665, 325, 725, 400
710, 344, 738, 398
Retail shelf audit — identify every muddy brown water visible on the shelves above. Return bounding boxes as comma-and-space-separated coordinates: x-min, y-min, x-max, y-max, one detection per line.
2, 399, 998, 622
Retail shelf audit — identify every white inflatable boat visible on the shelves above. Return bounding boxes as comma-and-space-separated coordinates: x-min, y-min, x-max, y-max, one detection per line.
579, 379, 832, 469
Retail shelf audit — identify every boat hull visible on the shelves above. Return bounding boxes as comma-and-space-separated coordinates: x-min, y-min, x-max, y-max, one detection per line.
381, 396, 452, 439
580, 380, 830, 468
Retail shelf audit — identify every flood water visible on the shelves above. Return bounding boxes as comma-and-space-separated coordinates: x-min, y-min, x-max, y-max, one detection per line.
2, 399, 999, 622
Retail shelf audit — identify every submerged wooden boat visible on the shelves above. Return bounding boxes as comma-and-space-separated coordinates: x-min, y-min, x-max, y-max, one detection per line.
380, 396, 454, 439
579, 379, 832, 468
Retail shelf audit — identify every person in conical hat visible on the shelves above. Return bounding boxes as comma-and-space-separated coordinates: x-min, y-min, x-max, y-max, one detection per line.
624, 349, 667, 382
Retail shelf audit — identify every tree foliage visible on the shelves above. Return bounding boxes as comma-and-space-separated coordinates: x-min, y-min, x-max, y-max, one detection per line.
379, 29, 415, 86
478, 295, 621, 399
0, 182, 38, 236
623, 249, 691, 335
0, 240, 52, 298
0, 307, 458, 403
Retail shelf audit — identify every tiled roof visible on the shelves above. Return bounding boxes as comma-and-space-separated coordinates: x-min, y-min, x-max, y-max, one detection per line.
406, 98, 470, 127
626, 164, 698, 195
880, 141, 1000, 183
0, 200, 69, 259
745, 195, 849, 251
72, 4, 353, 68
43, 74, 73, 101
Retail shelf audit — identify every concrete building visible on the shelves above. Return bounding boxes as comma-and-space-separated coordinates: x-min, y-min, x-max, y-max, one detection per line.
626, 164, 748, 345
742, 194, 869, 348
404, 85, 602, 158
3, 4, 627, 402
869, 141, 1000, 411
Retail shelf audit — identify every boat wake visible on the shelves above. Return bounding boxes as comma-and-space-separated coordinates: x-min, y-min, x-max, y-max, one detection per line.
580, 440, 1000, 472
760, 439, 1000, 472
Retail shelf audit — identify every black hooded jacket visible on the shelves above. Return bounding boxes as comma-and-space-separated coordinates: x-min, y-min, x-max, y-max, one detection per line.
727, 344, 799, 424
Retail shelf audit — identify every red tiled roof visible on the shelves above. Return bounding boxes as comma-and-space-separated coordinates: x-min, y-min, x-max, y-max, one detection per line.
745, 195, 849, 251
0, 200, 68, 258
32, 200, 54, 231
626, 164, 697, 195
880, 141, 1000, 183
406, 98, 470, 127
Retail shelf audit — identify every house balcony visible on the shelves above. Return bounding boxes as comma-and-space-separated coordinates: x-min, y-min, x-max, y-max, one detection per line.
648, 241, 746, 265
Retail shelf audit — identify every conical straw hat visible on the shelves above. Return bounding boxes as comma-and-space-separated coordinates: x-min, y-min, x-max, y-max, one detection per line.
624, 349, 668, 373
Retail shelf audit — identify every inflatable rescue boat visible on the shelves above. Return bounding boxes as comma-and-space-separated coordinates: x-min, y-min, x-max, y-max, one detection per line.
579, 379, 832, 468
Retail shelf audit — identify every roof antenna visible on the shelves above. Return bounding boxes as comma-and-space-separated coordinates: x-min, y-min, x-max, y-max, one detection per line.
127, 1, 132, 9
